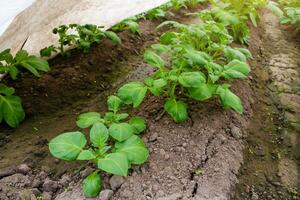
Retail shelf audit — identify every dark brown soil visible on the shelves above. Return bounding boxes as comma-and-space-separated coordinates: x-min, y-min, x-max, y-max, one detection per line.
0, 4, 299, 200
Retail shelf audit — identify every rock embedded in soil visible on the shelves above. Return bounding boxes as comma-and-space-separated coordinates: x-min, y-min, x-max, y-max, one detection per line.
231, 125, 243, 139
17, 164, 31, 175
42, 191, 53, 200
99, 189, 114, 200
43, 178, 59, 192
109, 176, 125, 190
0, 166, 17, 178
0, 173, 31, 188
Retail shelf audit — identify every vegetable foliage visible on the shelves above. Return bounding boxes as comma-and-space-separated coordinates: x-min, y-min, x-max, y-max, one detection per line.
49, 95, 149, 197
0, 49, 50, 127
40, 24, 121, 57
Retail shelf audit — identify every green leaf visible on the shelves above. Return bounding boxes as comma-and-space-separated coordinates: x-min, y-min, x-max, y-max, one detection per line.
164, 99, 188, 123
105, 31, 121, 44
216, 85, 243, 113
49, 132, 87, 160
151, 44, 170, 54
160, 32, 177, 45
188, 83, 213, 101
19, 55, 50, 77
222, 60, 251, 79
115, 135, 149, 164
109, 123, 133, 142
83, 172, 101, 197
224, 47, 247, 62
178, 72, 206, 88
8, 66, 19, 80
129, 116, 146, 134
144, 50, 165, 69
124, 20, 139, 34
90, 122, 109, 147
0, 84, 15, 96
184, 49, 209, 66
148, 78, 167, 96
107, 95, 122, 112
15, 50, 29, 62
0, 94, 25, 128
0, 49, 13, 63
76, 112, 102, 128
236, 48, 252, 59
117, 82, 147, 108
115, 113, 129, 121
98, 152, 129, 176
77, 149, 96, 160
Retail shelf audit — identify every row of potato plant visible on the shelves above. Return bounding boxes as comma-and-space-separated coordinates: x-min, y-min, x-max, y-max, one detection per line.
48, 0, 268, 197
48, 0, 214, 197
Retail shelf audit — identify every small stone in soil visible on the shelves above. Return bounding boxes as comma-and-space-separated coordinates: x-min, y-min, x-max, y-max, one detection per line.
109, 176, 125, 190
42, 191, 52, 200
18, 164, 31, 174
43, 178, 59, 192
231, 125, 243, 139
99, 189, 114, 200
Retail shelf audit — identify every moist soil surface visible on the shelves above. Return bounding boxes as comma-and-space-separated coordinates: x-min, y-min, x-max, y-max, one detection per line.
0, 5, 299, 200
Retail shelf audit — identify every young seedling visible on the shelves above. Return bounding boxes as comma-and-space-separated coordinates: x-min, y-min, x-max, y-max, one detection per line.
116, 21, 251, 122
49, 95, 149, 197
41, 24, 121, 57
112, 17, 140, 34
0, 49, 50, 127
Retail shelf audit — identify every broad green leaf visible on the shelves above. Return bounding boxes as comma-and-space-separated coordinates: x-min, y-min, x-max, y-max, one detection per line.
160, 32, 177, 45
236, 48, 253, 59
216, 85, 243, 113
49, 131, 87, 160
148, 78, 167, 96
15, 50, 29, 62
19, 55, 50, 77
83, 172, 101, 197
107, 95, 122, 112
224, 47, 247, 62
0, 95, 25, 127
164, 99, 188, 123
178, 72, 206, 88
117, 82, 147, 108
8, 65, 19, 80
115, 113, 129, 121
98, 152, 129, 176
90, 122, 109, 147
0, 49, 13, 63
184, 49, 209, 66
222, 60, 251, 79
0, 84, 15, 96
129, 116, 146, 134
124, 20, 139, 34
77, 149, 96, 160
76, 112, 102, 128
151, 44, 170, 54
144, 50, 165, 69
115, 135, 149, 164
109, 123, 133, 142
105, 31, 121, 44
188, 84, 213, 101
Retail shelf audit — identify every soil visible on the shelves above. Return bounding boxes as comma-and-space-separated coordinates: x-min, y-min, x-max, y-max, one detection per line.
0, 4, 299, 200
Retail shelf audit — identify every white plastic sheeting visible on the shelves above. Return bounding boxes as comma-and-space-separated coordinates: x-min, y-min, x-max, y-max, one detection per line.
0, 0, 35, 36
0, 0, 169, 56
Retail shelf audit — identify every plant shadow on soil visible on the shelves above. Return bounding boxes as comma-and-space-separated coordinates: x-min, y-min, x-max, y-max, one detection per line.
0, 5, 299, 200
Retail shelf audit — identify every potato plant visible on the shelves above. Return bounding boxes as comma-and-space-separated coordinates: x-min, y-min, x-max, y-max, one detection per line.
0, 49, 50, 127
112, 17, 140, 34
49, 95, 149, 197
199, 7, 250, 44
116, 21, 251, 122
40, 24, 121, 57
